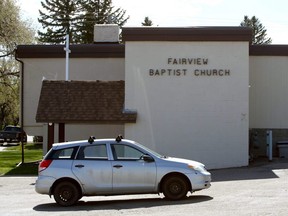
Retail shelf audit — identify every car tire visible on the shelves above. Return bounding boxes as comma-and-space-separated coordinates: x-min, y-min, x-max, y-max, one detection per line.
162, 175, 188, 200
53, 181, 80, 206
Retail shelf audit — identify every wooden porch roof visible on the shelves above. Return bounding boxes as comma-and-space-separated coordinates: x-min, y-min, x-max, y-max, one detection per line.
36, 80, 137, 123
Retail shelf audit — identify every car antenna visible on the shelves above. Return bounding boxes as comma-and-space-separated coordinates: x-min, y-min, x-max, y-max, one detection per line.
88, 136, 95, 144
116, 135, 123, 143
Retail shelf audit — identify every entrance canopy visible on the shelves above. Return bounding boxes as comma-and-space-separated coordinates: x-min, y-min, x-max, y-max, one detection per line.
36, 80, 137, 124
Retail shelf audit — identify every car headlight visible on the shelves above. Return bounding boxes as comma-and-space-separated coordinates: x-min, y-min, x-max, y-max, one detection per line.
188, 164, 205, 172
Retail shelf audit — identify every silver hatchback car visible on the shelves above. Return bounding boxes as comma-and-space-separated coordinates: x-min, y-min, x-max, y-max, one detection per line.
35, 136, 211, 206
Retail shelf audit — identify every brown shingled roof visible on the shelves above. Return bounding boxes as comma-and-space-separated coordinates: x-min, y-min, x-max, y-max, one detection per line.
36, 80, 137, 123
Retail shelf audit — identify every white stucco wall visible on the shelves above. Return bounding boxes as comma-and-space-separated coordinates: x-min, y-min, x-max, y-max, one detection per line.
22, 58, 125, 137
125, 41, 249, 169
250, 56, 288, 128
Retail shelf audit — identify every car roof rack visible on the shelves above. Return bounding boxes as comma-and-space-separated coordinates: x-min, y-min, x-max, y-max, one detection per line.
116, 135, 123, 143
88, 136, 95, 144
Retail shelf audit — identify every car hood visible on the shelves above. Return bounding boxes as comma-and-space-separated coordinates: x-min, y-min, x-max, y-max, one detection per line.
163, 156, 204, 167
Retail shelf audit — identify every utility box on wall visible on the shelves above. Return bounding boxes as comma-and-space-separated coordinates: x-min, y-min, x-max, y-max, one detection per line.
277, 141, 288, 158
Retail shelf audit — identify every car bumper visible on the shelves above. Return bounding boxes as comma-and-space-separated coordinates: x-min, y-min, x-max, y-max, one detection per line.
187, 171, 211, 191
35, 175, 56, 194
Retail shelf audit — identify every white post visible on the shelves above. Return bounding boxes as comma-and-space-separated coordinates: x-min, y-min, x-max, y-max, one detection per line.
64, 34, 70, 81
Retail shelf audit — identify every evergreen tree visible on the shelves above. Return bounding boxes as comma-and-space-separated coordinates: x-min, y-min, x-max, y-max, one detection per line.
38, 0, 129, 44
142, 17, 153, 26
38, 0, 79, 44
240, 15, 272, 44
76, 0, 129, 44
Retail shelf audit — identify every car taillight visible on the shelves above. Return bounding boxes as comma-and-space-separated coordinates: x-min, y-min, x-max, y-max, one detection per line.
38, 159, 52, 172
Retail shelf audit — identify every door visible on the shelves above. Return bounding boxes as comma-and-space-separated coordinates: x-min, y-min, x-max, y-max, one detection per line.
72, 144, 113, 195
111, 144, 157, 193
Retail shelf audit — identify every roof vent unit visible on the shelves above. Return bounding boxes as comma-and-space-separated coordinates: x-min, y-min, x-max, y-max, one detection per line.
94, 24, 119, 43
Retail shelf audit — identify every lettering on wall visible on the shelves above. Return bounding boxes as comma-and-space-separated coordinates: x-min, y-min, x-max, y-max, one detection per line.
149, 57, 231, 77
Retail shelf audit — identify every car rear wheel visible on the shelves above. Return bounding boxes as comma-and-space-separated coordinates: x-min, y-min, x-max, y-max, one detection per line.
53, 181, 80, 206
162, 176, 188, 200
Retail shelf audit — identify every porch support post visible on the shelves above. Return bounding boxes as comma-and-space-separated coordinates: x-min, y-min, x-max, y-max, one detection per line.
59, 123, 65, 143
48, 123, 54, 150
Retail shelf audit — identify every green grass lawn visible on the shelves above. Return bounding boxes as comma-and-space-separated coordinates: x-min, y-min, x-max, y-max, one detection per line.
0, 143, 43, 176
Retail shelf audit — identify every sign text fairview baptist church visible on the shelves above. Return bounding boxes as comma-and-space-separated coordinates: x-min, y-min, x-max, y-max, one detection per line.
149, 57, 231, 77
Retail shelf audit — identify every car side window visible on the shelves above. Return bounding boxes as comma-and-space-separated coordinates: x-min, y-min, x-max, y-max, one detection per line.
77, 144, 108, 160
49, 147, 78, 160
111, 144, 144, 160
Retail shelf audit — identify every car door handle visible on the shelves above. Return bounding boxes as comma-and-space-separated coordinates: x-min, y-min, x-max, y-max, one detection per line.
113, 165, 123, 169
75, 164, 85, 168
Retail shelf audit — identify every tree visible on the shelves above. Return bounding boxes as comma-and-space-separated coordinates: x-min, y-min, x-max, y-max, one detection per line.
78, 0, 129, 43
38, 0, 79, 44
0, 60, 20, 129
38, 0, 129, 44
240, 15, 272, 44
0, 0, 35, 128
142, 17, 153, 26
0, 0, 35, 53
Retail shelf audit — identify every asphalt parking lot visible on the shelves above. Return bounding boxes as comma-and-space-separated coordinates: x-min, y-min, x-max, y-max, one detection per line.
0, 158, 287, 216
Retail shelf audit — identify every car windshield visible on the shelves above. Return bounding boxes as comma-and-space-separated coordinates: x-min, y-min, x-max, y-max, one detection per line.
134, 142, 165, 158
5, 127, 20, 132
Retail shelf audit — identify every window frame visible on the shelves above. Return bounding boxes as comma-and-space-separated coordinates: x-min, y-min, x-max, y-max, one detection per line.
76, 144, 109, 161
111, 144, 145, 161
46, 146, 79, 160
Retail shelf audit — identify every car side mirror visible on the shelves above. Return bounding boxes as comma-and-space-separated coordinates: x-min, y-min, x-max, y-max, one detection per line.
142, 154, 154, 162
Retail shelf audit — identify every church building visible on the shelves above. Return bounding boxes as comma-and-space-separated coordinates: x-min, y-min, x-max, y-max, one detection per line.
16, 25, 288, 169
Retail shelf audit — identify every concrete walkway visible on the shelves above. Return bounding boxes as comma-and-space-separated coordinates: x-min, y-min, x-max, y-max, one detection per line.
0, 146, 7, 151
0, 142, 20, 151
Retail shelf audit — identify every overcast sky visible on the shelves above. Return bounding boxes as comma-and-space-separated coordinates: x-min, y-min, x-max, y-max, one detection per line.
18, 0, 288, 44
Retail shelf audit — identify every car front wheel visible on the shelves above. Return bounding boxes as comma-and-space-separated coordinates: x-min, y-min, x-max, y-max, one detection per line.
162, 176, 188, 200
53, 181, 80, 206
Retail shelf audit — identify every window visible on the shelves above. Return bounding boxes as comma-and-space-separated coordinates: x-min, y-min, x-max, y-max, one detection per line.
5, 127, 20, 132
77, 144, 108, 160
48, 147, 78, 160
112, 144, 144, 160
